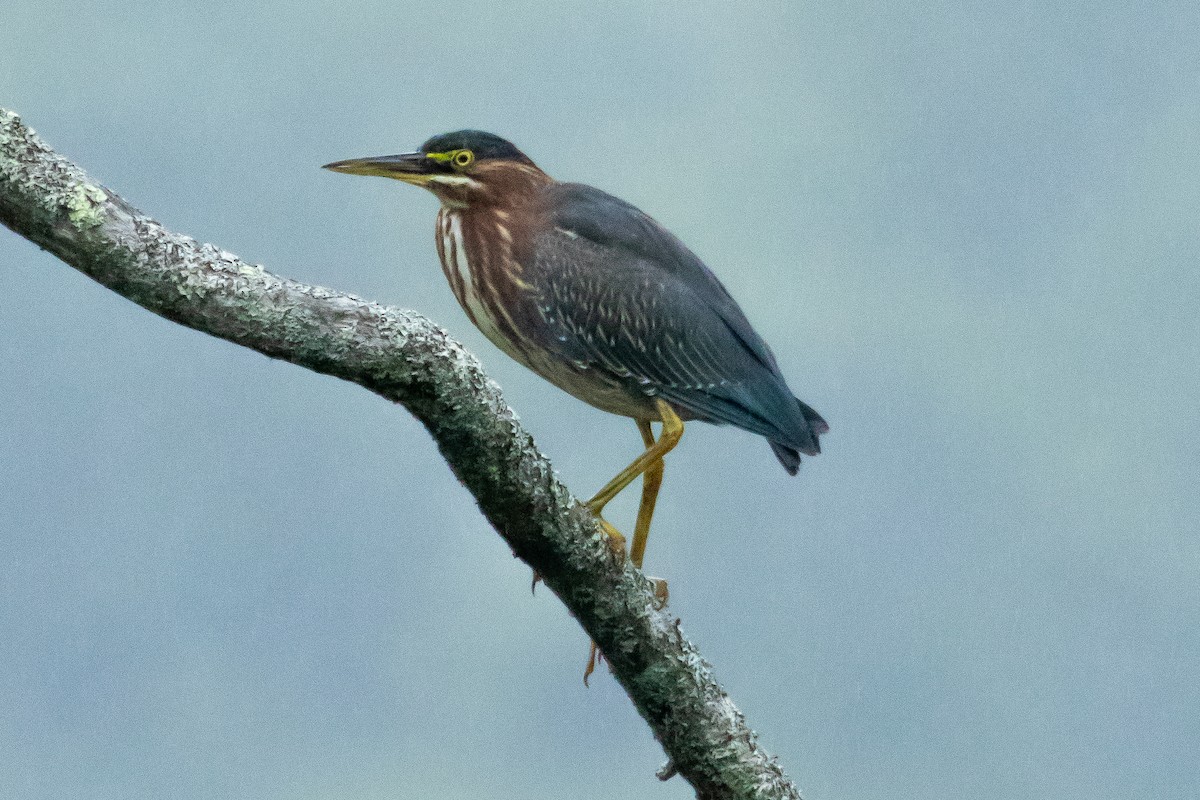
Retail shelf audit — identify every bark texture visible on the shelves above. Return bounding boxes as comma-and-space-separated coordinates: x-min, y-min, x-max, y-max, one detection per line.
0, 107, 802, 800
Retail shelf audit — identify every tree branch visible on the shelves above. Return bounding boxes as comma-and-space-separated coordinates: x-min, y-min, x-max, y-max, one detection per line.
0, 107, 802, 800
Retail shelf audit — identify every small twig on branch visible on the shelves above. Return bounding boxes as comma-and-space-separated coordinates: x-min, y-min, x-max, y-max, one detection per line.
0, 107, 803, 800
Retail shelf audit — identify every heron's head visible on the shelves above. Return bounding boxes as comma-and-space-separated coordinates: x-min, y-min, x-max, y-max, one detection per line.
323, 130, 546, 208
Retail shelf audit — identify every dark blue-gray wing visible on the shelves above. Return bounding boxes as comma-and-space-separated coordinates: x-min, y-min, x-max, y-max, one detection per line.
528, 183, 826, 470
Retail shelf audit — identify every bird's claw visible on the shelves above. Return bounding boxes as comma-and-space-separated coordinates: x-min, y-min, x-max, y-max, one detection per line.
591, 513, 628, 562
583, 641, 604, 686
647, 576, 669, 609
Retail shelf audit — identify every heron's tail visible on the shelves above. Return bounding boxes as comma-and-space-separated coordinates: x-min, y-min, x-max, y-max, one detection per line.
769, 398, 828, 475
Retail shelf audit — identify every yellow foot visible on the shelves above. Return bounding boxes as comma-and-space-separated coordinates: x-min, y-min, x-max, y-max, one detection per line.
583, 642, 609, 686
647, 576, 669, 609
590, 513, 628, 562
583, 640, 604, 686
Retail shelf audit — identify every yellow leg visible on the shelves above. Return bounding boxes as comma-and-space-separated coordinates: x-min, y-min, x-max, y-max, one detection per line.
583, 400, 683, 685
631, 419, 670, 607
586, 399, 684, 517
629, 419, 662, 570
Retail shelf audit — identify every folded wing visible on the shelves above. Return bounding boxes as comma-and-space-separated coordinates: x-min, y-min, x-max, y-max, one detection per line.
526, 182, 826, 470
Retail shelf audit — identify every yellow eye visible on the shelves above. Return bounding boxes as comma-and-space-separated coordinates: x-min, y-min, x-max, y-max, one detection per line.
452, 150, 475, 169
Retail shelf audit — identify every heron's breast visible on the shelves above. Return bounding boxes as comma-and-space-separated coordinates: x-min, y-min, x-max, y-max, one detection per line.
435, 209, 533, 360
433, 208, 658, 420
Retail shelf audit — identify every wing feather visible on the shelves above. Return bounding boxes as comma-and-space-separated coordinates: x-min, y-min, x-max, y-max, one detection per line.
523, 184, 822, 456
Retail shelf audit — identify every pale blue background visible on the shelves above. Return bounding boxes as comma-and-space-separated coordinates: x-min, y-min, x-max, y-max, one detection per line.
2, 2, 1198, 798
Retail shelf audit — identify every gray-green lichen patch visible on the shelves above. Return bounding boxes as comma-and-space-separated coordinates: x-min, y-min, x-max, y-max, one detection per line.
66, 182, 108, 230
176, 268, 210, 300
1, 111, 32, 195
0, 109, 19, 150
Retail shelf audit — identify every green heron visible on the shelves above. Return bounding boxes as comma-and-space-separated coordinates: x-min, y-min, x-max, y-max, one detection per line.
324, 131, 827, 676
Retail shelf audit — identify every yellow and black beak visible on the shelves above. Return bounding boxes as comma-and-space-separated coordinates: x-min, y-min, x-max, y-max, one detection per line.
321, 152, 445, 185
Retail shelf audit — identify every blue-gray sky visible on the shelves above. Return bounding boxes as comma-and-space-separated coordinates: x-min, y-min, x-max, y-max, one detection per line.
3, 2, 1198, 798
